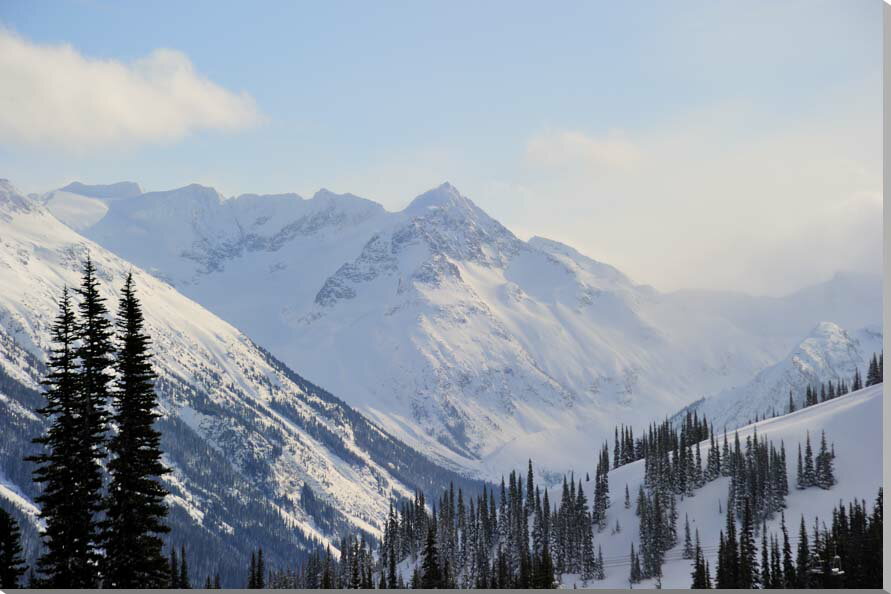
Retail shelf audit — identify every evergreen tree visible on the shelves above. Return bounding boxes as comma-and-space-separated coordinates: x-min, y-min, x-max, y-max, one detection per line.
690, 531, 710, 589
629, 543, 641, 584
0, 508, 27, 588
682, 514, 694, 559
795, 515, 810, 588
179, 544, 191, 589
28, 286, 104, 587
759, 522, 770, 588
802, 433, 816, 489
780, 513, 795, 588
169, 547, 180, 588
737, 499, 756, 588
421, 520, 441, 588
866, 354, 880, 386
101, 273, 170, 587
814, 431, 835, 490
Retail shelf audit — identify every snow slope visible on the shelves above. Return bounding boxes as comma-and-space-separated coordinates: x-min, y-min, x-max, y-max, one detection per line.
553, 383, 884, 589
0, 179, 481, 583
682, 322, 883, 430
44, 181, 882, 478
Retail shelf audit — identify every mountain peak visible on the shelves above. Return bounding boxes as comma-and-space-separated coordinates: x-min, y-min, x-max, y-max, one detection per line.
404, 182, 473, 215
809, 321, 846, 338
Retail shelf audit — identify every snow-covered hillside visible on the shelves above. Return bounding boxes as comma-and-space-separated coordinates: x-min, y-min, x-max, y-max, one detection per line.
555, 382, 884, 589
43, 181, 882, 477
0, 179, 481, 584
682, 322, 883, 430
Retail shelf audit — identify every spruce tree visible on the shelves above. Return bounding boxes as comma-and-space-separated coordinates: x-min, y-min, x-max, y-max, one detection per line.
101, 273, 170, 587
682, 514, 694, 559
29, 287, 103, 587
421, 521, 441, 588
815, 431, 835, 490
70, 258, 116, 586
0, 508, 27, 588
866, 354, 880, 386
179, 544, 191, 588
737, 499, 756, 588
795, 515, 810, 588
781, 513, 795, 587
169, 547, 180, 588
802, 433, 816, 488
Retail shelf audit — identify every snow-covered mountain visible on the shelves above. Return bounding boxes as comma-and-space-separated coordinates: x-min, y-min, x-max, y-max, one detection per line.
679, 321, 883, 431
556, 382, 884, 588
42, 181, 882, 477
0, 179, 482, 584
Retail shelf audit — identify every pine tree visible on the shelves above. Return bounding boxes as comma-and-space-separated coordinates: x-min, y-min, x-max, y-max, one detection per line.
866, 354, 880, 386
682, 514, 694, 559
780, 513, 795, 588
421, 520, 441, 588
629, 543, 641, 584
691, 532, 710, 589
169, 547, 180, 588
179, 545, 191, 588
788, 391, 796, 413
760, 522, 770, 588
0, 508, 27, 588
737, 499, 756, 588
802, 433, 816, 488
101, 273, 170, 587
815, 431, 835, 490
28, 286, 104, 587
795, 515, 810, 588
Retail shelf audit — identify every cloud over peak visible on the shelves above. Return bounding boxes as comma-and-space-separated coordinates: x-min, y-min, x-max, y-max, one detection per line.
0, 29, 261, 151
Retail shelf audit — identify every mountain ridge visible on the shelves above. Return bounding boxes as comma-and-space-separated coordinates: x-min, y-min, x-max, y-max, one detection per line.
0, 179, 484, 584
35, 179, 883, 477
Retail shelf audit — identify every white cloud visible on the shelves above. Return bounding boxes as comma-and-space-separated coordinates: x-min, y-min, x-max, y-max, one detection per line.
0, 29, 261, 151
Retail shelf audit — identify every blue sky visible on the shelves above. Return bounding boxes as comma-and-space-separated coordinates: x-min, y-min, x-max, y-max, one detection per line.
0, 0, 881, 294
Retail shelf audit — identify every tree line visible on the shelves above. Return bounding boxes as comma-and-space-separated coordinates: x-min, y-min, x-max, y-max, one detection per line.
241, 460, 612, 589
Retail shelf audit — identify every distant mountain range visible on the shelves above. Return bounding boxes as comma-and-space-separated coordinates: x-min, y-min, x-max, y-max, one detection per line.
39, 180, 882, 476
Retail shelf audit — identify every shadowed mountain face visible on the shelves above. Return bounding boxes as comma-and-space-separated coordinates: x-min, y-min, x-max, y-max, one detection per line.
40, 180, 882, 475
0, 179, 483, 585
